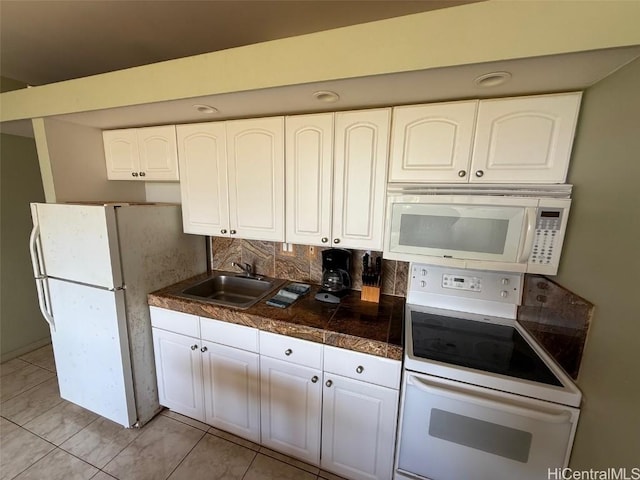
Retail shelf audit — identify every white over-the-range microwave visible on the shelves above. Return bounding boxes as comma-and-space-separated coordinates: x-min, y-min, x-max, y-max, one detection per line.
383, 184, 573, 275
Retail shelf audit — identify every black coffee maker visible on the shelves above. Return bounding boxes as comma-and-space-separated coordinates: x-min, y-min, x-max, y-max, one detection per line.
315, 248, 352, 304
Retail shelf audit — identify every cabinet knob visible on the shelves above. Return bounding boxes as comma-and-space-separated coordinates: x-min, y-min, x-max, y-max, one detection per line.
321, 237, 328, 243
285, 348, 293, 356
200, 346, 208, 352
458, 170, 466, 178
132, 172, 139, 177
230, 230, 237, 235
191, 344, 198, 350
325, 380, 333, 388
333, 238, 340, 244
139, 171, 146, 177
356, 365, 364, 374
475, 170, 484, 177
220, 229, 227, 234
311, 376, 319, 383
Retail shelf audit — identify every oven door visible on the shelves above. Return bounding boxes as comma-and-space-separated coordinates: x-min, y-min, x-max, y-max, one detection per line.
395, 371, 579, 480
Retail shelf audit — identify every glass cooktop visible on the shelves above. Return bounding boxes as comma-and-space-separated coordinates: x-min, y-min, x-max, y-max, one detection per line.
411, 311, 562, 387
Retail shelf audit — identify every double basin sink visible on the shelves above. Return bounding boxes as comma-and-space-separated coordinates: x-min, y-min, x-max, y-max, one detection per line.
177, 272, 285, 309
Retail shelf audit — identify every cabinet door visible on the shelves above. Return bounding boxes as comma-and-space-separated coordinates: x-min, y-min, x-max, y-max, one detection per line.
137, 125, 179, 181
389, 101, 477, 183
321, 374, 399, 480
260, 356, 321, 465
285, 113, 334, 246
177, 123, 230, 235
202, 341, 260, 443
103, 129, 140, 180
226, 117, 285, 242
471, 92, 581, 184
332, 109, 390, 250
152, 328, 204, 422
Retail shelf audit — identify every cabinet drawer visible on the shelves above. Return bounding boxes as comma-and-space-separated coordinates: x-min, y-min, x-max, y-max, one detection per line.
324, 346, 401, 389
259, 331, 323, 369
200, 317, 258, 352
149, 306, 200, 337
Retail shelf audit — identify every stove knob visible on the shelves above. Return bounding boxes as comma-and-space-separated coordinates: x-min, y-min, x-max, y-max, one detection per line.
421, 269, 427, 276
501, 278, 510, 285
501, 290, 508, 298
420, 280, 426, 288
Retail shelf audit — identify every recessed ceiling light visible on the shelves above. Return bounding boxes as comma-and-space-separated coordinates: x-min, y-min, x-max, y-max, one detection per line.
312, 90, 340, 103
193, 104, 219, 114
474, 71, 512, 88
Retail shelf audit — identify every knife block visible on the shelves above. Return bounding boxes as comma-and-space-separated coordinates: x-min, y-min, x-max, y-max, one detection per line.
361, 285, 380, 303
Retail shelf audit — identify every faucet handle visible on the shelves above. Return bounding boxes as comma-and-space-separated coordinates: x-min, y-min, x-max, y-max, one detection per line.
244, 263, 252, 275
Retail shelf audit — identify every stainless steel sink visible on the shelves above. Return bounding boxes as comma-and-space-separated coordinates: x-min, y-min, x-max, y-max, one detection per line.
177, 274, 284, 309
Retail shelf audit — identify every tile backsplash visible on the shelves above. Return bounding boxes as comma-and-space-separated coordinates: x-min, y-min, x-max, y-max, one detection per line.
210, 238, 409, 297
518, 275, 594, 379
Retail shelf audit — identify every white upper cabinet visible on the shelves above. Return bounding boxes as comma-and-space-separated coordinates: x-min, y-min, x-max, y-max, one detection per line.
103, 125, 179, 181
471, 92, 582, 183
176, 117, 285, 241
389, 92, 581, 184
332, 108, 391, 250
226, 117, 285, 242
285, 113, 334, 246
388, 101, 478, 183
285, 109, 390, 250
176, 123, 229, 236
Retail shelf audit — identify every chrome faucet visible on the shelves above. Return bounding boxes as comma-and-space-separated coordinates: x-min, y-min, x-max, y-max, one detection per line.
232, 262, 253, 277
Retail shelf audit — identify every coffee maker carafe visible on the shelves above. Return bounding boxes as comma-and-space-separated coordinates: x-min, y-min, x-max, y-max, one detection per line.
315, 248, 352, 304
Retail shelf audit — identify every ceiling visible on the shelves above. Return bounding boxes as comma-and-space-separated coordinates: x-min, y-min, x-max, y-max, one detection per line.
0, 0, 478, 86
1, 0, 639, 139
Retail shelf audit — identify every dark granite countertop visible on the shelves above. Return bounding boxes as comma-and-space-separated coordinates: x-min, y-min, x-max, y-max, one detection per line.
148, 272, 404, 360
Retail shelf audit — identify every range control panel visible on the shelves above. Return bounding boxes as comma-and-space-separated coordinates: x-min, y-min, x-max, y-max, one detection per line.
409, 264, 523, 305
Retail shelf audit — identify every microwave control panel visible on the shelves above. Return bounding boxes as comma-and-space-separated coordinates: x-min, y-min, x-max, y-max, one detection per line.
531, 208, 564, 265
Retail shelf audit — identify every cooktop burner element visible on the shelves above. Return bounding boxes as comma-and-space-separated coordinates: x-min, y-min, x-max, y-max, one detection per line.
411, 311, 562, 386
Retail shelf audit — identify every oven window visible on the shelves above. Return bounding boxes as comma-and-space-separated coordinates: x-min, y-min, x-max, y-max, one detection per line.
398, 214, 509, 254
411, 312, 562, 386
429, 408, 532, 463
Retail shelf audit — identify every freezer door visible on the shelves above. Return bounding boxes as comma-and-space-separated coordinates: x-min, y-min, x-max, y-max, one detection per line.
32, 203, 122, 289
48, 278, 136, 427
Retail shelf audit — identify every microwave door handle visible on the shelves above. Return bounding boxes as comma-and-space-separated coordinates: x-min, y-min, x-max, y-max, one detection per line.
407, 374, 572, 424
518, 207, 538, 263
29, 224, 55, 331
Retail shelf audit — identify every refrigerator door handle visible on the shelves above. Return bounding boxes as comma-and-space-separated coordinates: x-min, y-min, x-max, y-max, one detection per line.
29, 223, 56, 331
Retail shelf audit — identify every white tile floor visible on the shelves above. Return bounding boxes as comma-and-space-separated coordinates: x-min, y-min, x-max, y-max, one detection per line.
0, 345, 347, 480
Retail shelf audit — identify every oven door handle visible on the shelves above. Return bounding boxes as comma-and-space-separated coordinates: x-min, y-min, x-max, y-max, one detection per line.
518, 207, 537, 263
407, 374, 573, 424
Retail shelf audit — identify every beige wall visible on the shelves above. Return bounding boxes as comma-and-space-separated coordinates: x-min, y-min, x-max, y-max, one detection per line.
558, 58, 640, 468
0, 132, 51, 359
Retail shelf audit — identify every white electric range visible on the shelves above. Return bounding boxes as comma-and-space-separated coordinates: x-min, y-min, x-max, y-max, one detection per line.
395, 264, 581, 480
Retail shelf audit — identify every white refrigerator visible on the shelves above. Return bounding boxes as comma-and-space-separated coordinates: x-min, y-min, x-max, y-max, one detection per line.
29, 202, 206, 427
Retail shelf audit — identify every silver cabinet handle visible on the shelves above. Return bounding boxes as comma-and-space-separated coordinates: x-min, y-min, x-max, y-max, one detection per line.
132, 172, 139, 177
191, 345, 198, 350
139, 171, 146, 177
356, 366, 364, 374
325, 380, 333, 387
333, 238, 340, 244
311, 376, 319, 383
458, 170, 466, 178
321, 237, 328, 243
230, 230, 237, 235
221, 229, 227, 234
285, 349, 293, 356
475, 170, 484, 177
201, 346, 208, 353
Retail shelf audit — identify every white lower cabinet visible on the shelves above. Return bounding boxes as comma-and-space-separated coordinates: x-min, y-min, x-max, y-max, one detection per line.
151, 308, 401, 479
152, 328, 205, 422
322, 346, 401, 480
202, 341, 260, 443
150, 308, 260, 443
